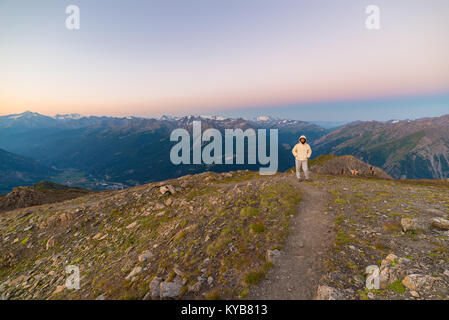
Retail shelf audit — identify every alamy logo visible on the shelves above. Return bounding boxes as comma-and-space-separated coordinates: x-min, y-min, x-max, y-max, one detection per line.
365, 5, 380, 30
65, 265, 80, 290
170, 121, 278, 175
65, 5, 80, 30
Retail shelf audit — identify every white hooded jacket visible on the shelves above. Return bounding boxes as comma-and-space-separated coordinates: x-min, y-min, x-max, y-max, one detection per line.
292, 135, 312, 161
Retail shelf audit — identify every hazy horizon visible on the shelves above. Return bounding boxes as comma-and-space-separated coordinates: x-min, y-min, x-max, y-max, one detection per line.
2, 93, 448, 124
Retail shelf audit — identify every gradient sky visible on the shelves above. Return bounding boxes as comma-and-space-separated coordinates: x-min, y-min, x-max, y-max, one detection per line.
1, 0, 449, 120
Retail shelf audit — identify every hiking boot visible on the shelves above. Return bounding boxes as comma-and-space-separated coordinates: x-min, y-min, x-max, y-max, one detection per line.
305, 178, 312, 182
297, 178, 303, 182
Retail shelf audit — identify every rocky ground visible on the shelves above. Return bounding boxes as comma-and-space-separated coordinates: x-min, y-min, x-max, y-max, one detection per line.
248, 181, 333, 299
315, 175, 449, 300
1, 164, 448, 300
0, 170, 300, 300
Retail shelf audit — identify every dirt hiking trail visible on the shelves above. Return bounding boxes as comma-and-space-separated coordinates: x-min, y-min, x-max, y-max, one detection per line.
248, 175, 334, 299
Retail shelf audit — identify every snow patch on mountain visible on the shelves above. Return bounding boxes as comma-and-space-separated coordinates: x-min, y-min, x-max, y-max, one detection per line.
54, 114, 83, 120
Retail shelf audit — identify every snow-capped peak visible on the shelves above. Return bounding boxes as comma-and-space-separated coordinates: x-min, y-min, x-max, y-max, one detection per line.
199, 115, 228, 121
255, 116, 281, 122
8, 114, 23, 120
159, 115, 182, 121
54, 113, 83, 120
8, 111, 41, 119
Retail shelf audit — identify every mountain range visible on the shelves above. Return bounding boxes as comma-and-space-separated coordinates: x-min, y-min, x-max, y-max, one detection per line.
312, 115, 449, 180
0, 111, 448, 193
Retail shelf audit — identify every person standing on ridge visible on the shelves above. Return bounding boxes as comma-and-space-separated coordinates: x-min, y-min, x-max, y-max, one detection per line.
292, 135, 312, 181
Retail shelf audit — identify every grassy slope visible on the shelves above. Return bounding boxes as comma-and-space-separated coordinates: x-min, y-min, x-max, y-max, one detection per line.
0, 170, 301, 300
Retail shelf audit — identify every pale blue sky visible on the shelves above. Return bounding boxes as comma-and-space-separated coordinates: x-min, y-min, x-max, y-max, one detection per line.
1, 0, 448, 120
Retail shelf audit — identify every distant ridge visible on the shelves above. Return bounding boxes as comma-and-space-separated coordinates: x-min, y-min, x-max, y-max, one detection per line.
0, 148, 55, 194
0, 181, 90, 213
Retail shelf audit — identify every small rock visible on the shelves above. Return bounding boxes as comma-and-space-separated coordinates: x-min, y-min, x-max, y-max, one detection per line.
402, 274, 434, 292
125, 266, 142, 280
160, 281, 182, 298
379, 254, 407, 289
149, 277, 162, 298
95, 294, 105, 300
160, 185, 175, 195
410, 291, 420, 298
207, 276, 214, 286
126, 221, 137, 229
316, 285, 343, 300
173, 266, 184, 277
431, 218, 449, 230
93, 233, 102, 240
138, 250, 153, 262
401, 218, 417, 232
266, 249, 281, 265
380, 253, 398, 268
46, 236, 56, 250
188, 282, 201, 293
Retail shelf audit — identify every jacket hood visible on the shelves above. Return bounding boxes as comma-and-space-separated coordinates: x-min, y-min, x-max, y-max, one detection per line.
299, 135, 307, 142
